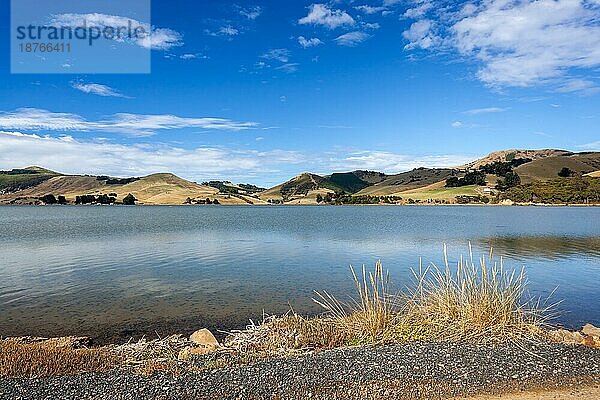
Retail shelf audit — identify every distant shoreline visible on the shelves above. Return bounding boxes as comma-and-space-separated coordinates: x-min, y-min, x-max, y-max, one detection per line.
2, 202, 600, 207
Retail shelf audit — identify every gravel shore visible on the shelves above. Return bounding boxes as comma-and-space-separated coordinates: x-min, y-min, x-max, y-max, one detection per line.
1, 341, 599, 400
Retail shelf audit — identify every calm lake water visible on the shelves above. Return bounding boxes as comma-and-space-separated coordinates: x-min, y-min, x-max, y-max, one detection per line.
1, 205, 599, 342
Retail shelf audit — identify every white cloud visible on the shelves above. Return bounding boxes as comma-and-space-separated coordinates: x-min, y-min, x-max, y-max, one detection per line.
275, 63, 299, 73
556, 79, 600, 95
451, 121, 463, 128
415, 0, 600, 93
50, 13, 182, 50
577, 141, 600, 151
327, 151, 474, 173
451, 0, 600, 88
0, 131, 303, 183
205, 25, 240, 38
355, 5, 387, 15
219, 25, 239, 36
238, 6, 262, 20
72, 82, 126, 98
334, 31, 370, 47
402, 19, 437, 50
179, 53, 208, 60
298, 36, 323, 48
403, 0, 600, 91
403, 1, 434, 18
261, 49, 291, 63
0, 132, 477, 185
299, 4, 355, 29
0, 108, 258, 137
462, 107, 507, 115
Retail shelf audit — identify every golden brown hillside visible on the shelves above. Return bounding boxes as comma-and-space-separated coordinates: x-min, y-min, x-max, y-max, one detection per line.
514, 153, 600, 183
0, 171, 265, 205
463, 149, 571, 169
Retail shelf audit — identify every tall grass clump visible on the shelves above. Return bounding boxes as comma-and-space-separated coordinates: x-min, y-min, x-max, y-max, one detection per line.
226, 245, 553, 355
403, 244, 551, 343
313, 260, 399, 344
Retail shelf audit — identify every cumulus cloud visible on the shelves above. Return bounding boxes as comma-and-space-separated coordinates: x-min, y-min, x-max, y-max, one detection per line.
0, 131, 303, 183
334, 31, 370, 47
355, 5, 388, 15
0, 132, 475, 185
298, 4, 355, 29
402, 19, 437, 50
298, 36, 323, 48
451, 121, 463, 128
0, 108, 258, 137
72, 82, 126, 97
49, 13, 182, 50
326, 150, 474, 173
403, 1, 434, 18
402, 0, 600, 92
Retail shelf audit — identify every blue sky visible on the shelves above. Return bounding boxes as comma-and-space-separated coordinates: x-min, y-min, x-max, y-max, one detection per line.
1, 0, 599, 186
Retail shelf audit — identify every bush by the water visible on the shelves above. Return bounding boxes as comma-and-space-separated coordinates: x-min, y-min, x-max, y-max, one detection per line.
122, 193, 137, 205
500, 177, 600, 204
75, 194, 117, 205
316, 192, 402, 205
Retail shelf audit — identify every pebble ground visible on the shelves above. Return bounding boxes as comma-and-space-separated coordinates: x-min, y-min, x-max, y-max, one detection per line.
1, 342, 599, 400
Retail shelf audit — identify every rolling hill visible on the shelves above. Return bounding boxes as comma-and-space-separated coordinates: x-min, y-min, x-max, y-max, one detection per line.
0, 168, 265, 205
514, 152, 600, 183
0, 166, 60, 193
461, 149, 571, 169
3, 149, 600, 206
258, 173, 345, 202
258, 149, 600, 204
356, 168, 458, 196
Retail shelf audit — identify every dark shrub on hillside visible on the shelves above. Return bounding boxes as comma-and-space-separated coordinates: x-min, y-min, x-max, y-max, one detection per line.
558, 167, 573, 177
446, 171, 486, 187
39, 194, 57, 204
479, 158, 531, 177
496, 172, 521, 191
122, 194, 137, 205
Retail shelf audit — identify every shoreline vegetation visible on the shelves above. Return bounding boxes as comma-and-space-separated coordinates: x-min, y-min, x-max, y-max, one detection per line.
2, 247, 599, 398
2, 149, 600, 206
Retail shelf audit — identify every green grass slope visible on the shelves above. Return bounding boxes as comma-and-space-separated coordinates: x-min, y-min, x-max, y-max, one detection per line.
0, 167, 61, 193
357, 168, 457, 196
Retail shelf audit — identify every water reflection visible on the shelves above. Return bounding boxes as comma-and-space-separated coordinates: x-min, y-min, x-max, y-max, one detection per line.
0, 205, 598, 341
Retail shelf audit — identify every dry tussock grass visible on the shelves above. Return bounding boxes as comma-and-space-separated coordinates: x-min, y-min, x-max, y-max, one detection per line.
0, 339, 120, 378
226, 246, 553, 355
